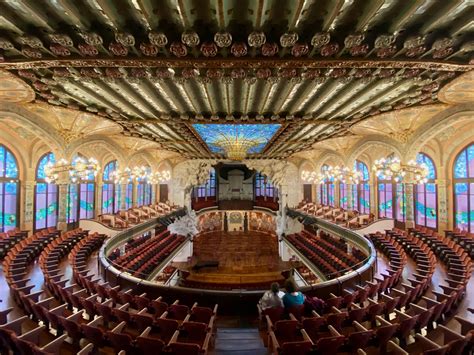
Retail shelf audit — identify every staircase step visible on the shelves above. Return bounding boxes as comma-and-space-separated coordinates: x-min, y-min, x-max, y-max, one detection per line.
214, 327, 266, 352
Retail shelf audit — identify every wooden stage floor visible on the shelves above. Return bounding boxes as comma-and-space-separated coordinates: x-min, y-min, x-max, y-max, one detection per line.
172, 231, 293, 284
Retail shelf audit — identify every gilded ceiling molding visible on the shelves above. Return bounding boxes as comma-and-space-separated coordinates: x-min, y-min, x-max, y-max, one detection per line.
0, 59, 471, 71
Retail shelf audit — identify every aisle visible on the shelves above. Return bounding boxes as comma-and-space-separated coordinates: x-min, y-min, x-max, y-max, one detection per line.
211, 328, 267, 355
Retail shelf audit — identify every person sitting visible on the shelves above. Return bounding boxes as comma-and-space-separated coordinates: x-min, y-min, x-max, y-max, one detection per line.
282, 279, 305, 309
258, 282, 284, 311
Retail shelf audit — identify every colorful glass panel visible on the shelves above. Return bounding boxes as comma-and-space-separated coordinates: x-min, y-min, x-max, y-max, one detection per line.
353, 160, 370, 214
79, 183, 95, 219
67, 184, 78, 223
35, 153, 58, 231
415, 153, 437, 229
102, 161, 118, 214
0, 145, 19, 232
454, 143, 474, 232
192, 124, 281, 154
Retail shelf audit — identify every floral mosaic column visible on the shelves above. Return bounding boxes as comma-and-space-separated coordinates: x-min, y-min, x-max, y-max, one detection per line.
120, 183, 127, 210
405, 183, 415, 228
346, 184, 353, 210
22, 180, 35, 232
57, 183, 68, 231
437, 179, 449, 230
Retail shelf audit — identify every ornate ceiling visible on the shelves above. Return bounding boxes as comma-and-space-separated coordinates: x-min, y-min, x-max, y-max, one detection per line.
0, 0, 472, 159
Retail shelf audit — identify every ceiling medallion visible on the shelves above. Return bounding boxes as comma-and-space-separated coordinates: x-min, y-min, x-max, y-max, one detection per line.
115, 32, 135, 46
148, 32, 168, 47
248, 31, 266, 47
214, 32, 232, 47
291, 43, 309, 57
320, 43, 339, 56
140, 43, 159, 56
49, 34, 73, 47
311, 32, 330, 48
78, 43, 98, 56
0, 37, 14, 50
200, 42, 218, 57
280, 32, 298, 47
231, 42, 248, 57
50, 44, 70, 56
170, 42, 187, 57
181, 31, 200, 47
18, 35, 43, 48
109, 42, 128, 56
344, 33, 365, 48
21, 46, 42, 58
261, 42, 279, 56
80, 32, 103, 46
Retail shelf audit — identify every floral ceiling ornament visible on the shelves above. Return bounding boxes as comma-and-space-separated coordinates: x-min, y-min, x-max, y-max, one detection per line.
50, 44, 70, 56
80, 32, 103, 46
78, 43, 98, 56
344, 33, 365, 48
49, 33, 73, 47
214, 32, 232, 47
140, 43, 159, 56
432, 37, 454, 59
261, 42, 279, 56
320, 43, 339, 56
291, 43, 309, 57
280, 32, 298, 47
148, 31, 168, 47
115, 32, 135, 46
170, 42, 187, 57
311, 32, 330, 48
181, 31, 200, 47
0, 37, 14, 50
230, 42, 248, 57
256, 68, 272, 79
248, 31, 266, 47
18, 35, 43, 48
182, 68, 199, 78
21, 46, 42, 58
108, 42, 128, 56
200, 42, 218, 57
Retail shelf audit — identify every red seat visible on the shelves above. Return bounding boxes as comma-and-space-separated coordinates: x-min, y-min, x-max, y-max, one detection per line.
106, 330, 134, 353
155, 318, 180, 343
280, 340, 313, 355
168, 304, 190, 321
136, 335, 166, 355
168, 342, 201, 355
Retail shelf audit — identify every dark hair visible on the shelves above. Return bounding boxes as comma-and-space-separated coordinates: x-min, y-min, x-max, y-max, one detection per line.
271, 282, 280, 294
285, 279, 297, 293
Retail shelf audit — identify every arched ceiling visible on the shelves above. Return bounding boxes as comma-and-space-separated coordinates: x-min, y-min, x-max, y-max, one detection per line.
0, 0, 472, 159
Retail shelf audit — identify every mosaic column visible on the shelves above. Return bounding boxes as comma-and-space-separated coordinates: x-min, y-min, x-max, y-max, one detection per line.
133, 182, 138, 207
119, 183, 126, 210
335, 183, 340, 207
437, 179, 449, 231
405, 183, 415, 228
22, 180, 35, 232
315, 184, 320, 204
151, 184, 157, 204
346, 184, 353, 210
370, 173, 377, 216
57, 183, 68, 231
95, 182, 103, 217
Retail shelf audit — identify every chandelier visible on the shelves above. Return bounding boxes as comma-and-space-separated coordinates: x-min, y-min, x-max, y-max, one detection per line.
112, 166, 171, 184
213, 135, 263, 161
301, 166, 362, 184
373, 156, 429, 184
44, 157, 100, 184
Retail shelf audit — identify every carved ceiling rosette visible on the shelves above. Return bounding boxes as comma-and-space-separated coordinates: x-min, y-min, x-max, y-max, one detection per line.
148, 32, 168, 47
311, 32, 330, 48
50, 44, 70, 56
206, 68, 224, 79
0, 38, 14, 50
320, 43, 339, 56
200, 42, 218, 57
18, 35, 43, 48
79, 32, 103, 46
170, 42, 187, 57
248, 31, 266, 47
291, 43, 309, 57
280, 32, 298, 47
375, 34, 396, 58
230, 42, 247, 57
181, 68, 199, 79
231, 68, 247, 79
181, 31, 200, 47
214, 32, 232, 47
78, 43, 98, 56
108, 42, 128, 56
432, 38, 454, 59
21, 46, 42, 58
115, 32, 135, 46
261, 42, 279, 56
140, 43, 159, 56
256, 68, 272, 79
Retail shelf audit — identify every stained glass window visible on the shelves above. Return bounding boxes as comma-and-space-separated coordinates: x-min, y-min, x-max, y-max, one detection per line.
102, 160, 118, 214
340, 183, 348, 209
454, 143, 474, 232
353, 160, 370, 214
320, 165, 335, 207
415, 153, 437, 229
35, 153, 58, 231
137, 166, 152, 207
125, 183, 133, 209
192, 168, 216, 199
79, 183, 95, 219
255, 172, 277, 199
0, 145, 19, 232
378, 182, 393, 218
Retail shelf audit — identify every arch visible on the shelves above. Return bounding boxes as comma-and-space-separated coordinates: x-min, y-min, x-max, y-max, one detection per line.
414, 153, 438, 230
346, 137, 403, 167
34, 152, 58, 231
0, 144, 20, 232
452, 142, 474, 232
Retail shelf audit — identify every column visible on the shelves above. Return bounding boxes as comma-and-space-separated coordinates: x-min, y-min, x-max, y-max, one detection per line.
120, 183, 127, 210
370, 173, 377, 217
133, 182, 138, 207
405, 183, 415, 228
22, 180, 35, 232
151, 184, 157, 204
57, 183, 68, 231
335, 183, 340, 207
95, 182, 103, 217
347, 184, 353, 210
315, 184, 320, 204
437, 179, 449, 231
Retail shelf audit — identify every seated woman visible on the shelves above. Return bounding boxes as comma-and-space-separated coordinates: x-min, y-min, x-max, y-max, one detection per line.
282, 279, 305, 309
259, 282, 284, 311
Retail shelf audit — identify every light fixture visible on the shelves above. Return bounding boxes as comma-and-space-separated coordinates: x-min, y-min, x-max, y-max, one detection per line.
301, 165, 362, 184
213, 135, 264, 161
44, 156, 100, 184
112, 166, 171, 184
372, 156, 429, 184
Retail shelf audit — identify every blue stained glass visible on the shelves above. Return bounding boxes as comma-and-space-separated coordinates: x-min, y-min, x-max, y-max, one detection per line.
37, 153, 55, 180
192, 124, 281, 154
354, 160, 369, 181
454, 150, 468, 178
416, 153, 436, 179
36, 183, 47, 193
455, 183, 468, 194
0, 146, 19, 179
5, 183, 16, 194
103, 161, 117, 181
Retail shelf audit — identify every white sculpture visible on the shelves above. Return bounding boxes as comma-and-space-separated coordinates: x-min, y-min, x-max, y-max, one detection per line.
275, 209, 287, 237
168, 209, 199, 237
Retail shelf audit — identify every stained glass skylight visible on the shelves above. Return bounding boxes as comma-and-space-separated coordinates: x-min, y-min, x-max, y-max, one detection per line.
192, 124, 281, 154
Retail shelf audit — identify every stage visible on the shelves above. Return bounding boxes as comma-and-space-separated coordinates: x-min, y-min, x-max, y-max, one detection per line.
171, 231, 293, 286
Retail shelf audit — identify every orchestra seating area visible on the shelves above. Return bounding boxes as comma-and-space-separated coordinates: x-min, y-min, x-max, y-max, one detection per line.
286, 229, 367, 279
262, 226, 474, 354
297, 202, 375, 229
97, 202, 178, 229
108, 228, 186, 279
